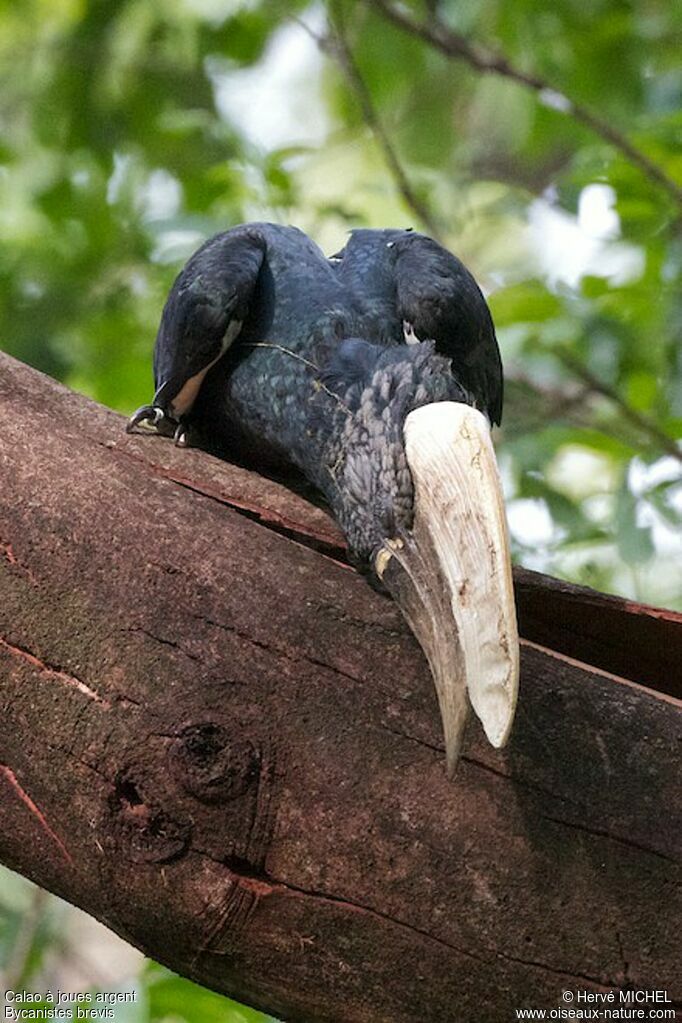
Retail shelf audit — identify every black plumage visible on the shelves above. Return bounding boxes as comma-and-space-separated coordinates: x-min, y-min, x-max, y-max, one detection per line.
128, 221, 518, 769
331, 228, 502, 425
135, 222, 501, 570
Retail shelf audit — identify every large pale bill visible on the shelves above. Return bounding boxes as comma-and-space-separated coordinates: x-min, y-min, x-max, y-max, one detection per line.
377, 401, 519, 774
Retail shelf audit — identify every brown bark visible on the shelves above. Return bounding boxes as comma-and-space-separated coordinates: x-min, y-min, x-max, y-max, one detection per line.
0, 351, 680, 1023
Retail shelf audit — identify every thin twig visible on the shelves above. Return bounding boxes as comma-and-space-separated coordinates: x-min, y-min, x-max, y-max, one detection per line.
556, 350, 682, 464
295, 8, 444, 240
373, 0, 682, 209
503, 371, 672, 457
505, 370, 593, 427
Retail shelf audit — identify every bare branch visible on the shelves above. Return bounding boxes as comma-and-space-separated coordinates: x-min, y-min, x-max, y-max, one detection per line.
374, 0, 682, 209
556, 350, 682, 464
503, 368, 682, 471
295, 9, 444, 240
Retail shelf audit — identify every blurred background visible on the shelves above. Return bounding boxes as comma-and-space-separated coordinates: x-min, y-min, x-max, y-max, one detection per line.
0, 0, 680, 1017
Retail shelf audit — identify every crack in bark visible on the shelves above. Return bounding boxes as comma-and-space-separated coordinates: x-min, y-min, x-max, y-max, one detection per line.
192, 846, 492, 968
169, 476, 347, 565
46, 743, 111, 782
538, 813, 679, 866
122, 626, 201, 663
378, 722, 583, 808
193, 847, 619, 989
268, 876, 494, 967
306, 599, 403, 640
459, 753, 584, 812
0, 540, 38, 585
105, 442, 347, 564
115, 694, 143, 709
0, 764, 74, 865
489, 946, 614, 990
378, 723, 443, 756
379, 725, 680, 867
0, 635, 111, 708
189, 611, 372, 691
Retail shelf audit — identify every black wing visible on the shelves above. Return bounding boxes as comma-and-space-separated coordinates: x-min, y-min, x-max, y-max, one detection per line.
334, 229, 503, 425
391, 233, 503, 426
152, 227, 266, 415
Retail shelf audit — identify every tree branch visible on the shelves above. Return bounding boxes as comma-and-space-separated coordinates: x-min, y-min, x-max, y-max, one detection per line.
296, 9, 444, 240
373, 0, 682, 209
555, 350, 682, 464
1, 353, 681, 1022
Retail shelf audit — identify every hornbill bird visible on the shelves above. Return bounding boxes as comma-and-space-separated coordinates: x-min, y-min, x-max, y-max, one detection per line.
128, 222, 519, 774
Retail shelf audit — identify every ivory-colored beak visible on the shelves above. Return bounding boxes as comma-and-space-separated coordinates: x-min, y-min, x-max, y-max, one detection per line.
375, 402, 519, 776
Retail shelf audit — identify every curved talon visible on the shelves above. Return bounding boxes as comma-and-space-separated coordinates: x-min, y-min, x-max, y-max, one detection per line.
126, 405, 165, 434
174, 423, 189, 447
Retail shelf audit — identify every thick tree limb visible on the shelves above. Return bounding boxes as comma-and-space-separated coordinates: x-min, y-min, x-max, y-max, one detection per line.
0, 352, 680, 1022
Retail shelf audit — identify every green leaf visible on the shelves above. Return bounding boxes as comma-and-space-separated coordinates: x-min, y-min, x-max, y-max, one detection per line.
144, 964, 276, 1023
626, 370, 658, 412
489, 282, 563, 326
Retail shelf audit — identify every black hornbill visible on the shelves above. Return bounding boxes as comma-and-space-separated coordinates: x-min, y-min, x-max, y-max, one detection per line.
128, 222, 519, 774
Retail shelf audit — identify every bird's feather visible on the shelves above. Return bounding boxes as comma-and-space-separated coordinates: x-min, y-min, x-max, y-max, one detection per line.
333, 228, 503, 424
153, 227, 267, 409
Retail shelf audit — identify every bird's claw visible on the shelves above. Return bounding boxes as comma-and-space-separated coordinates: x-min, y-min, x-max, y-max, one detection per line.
126, 404, 166, 434
173, 422, 189, 447
126, 404, 193, 446
126, 405, 183, 440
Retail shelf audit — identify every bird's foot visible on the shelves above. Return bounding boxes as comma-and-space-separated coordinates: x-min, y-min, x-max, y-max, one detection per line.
126, 404, 195, 447
126, 404, 176, 437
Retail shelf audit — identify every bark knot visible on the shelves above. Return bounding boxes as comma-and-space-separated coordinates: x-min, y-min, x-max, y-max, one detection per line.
109, 769, 192, 864
169, 723, 259, 804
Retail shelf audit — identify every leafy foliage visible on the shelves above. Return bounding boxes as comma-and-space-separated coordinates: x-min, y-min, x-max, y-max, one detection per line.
0, 868, 275, 1022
